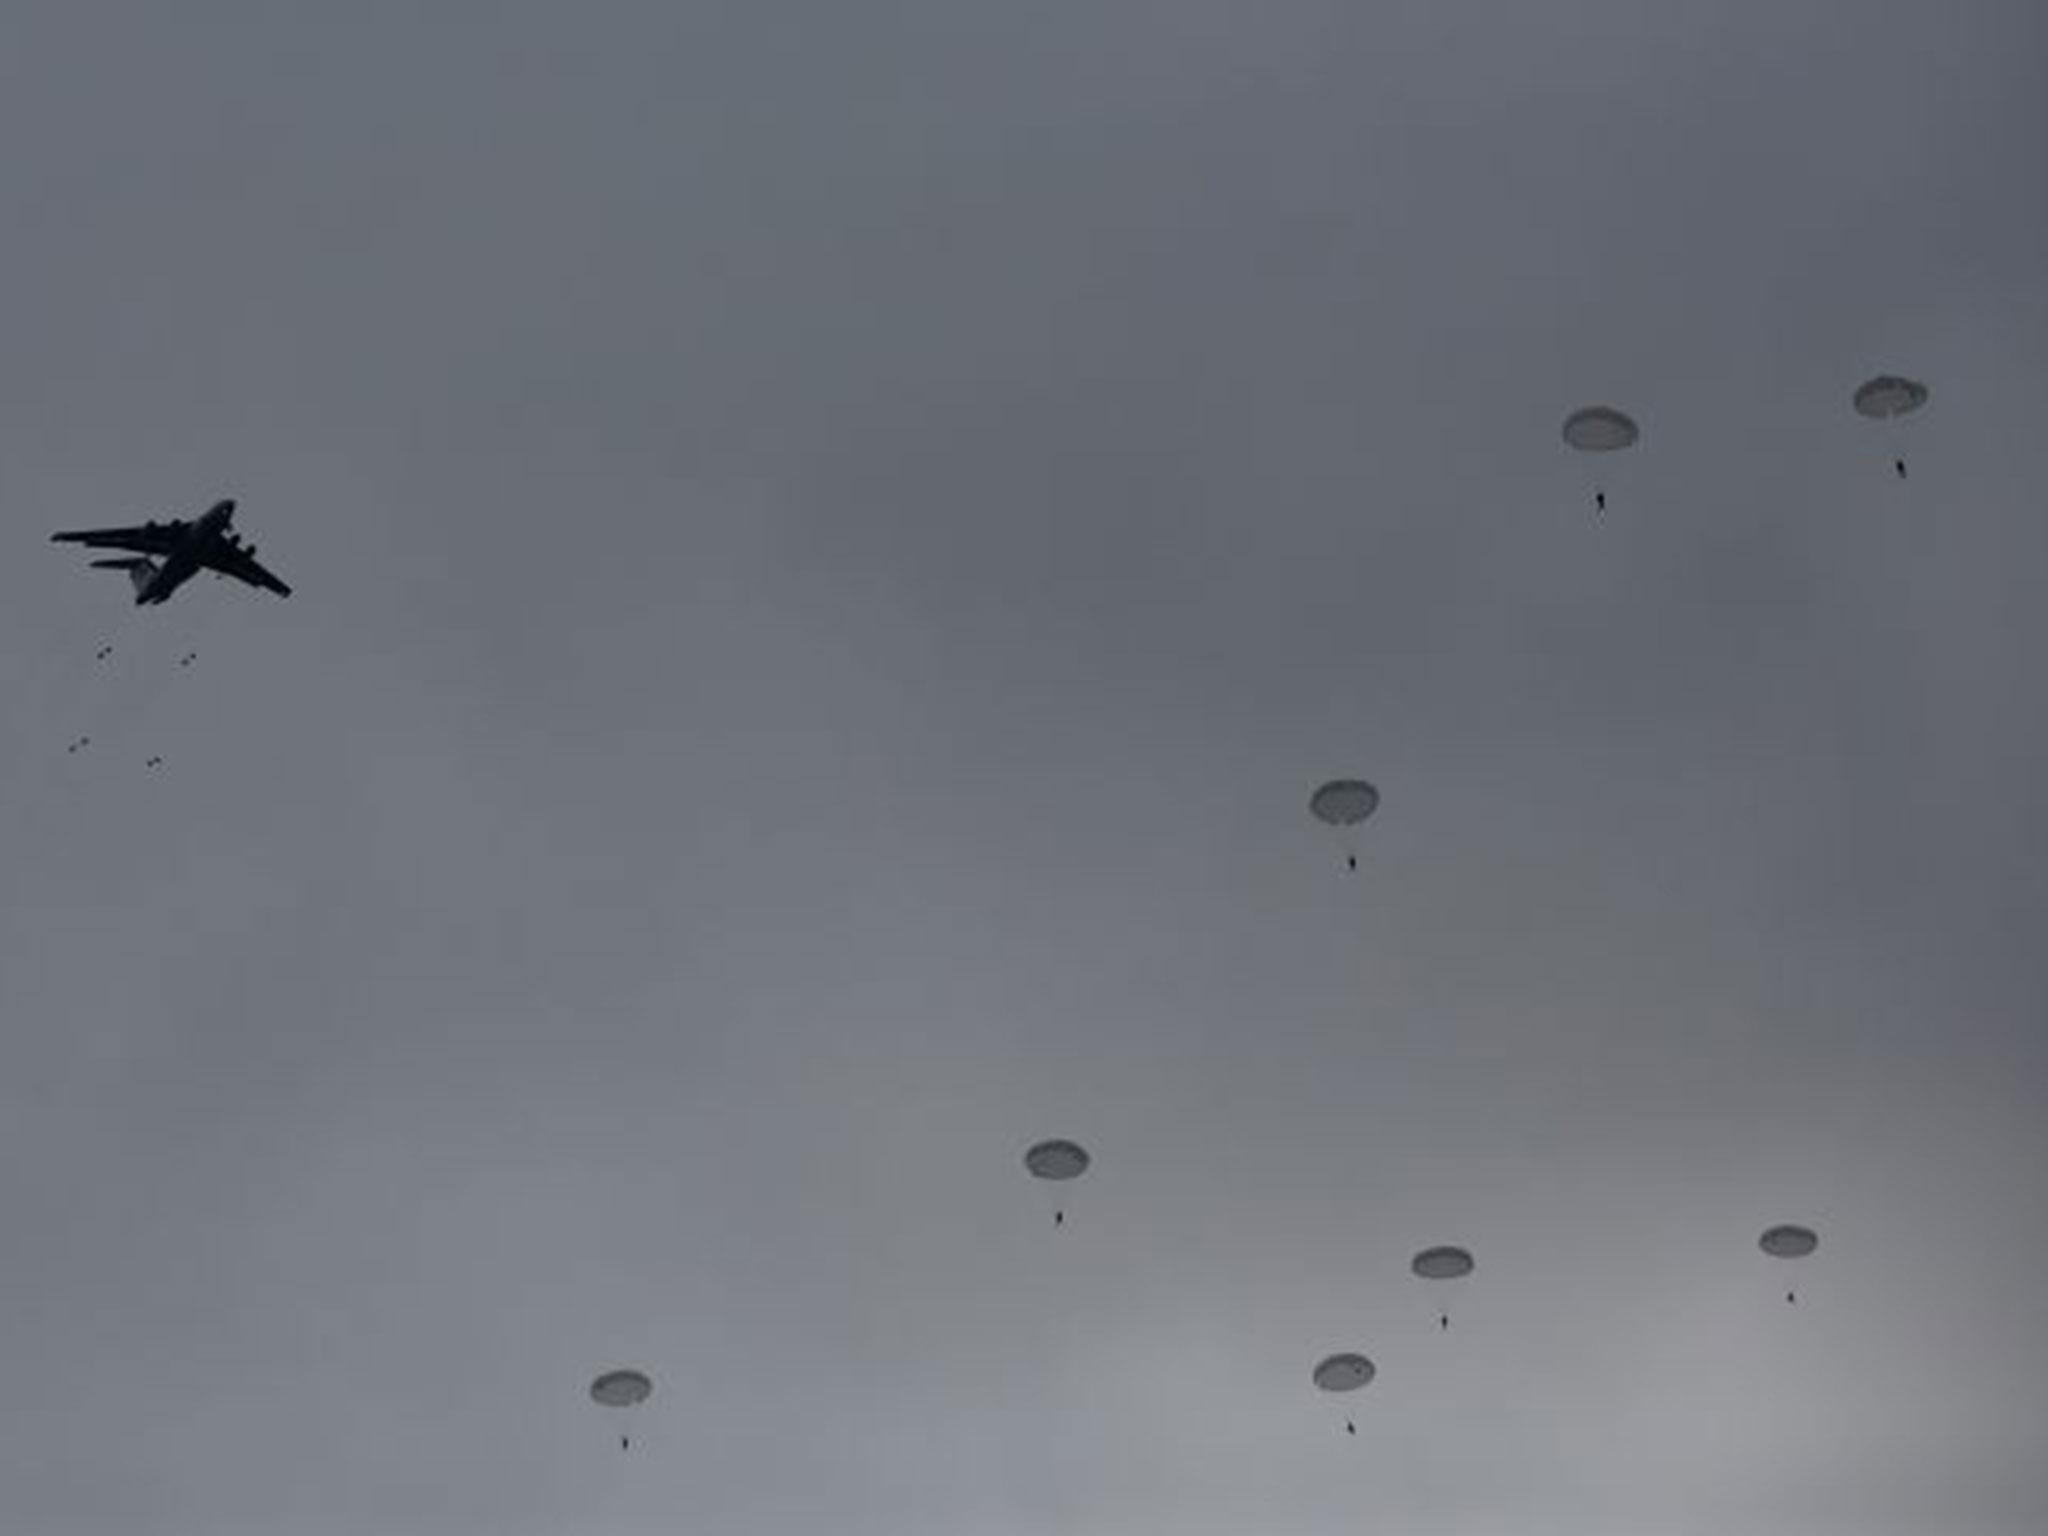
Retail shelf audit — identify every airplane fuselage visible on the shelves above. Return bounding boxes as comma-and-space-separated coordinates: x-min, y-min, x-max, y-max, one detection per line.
133, 501, 236, 605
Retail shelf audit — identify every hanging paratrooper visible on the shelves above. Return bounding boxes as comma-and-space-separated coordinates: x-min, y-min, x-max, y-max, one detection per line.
1411, 1244, 1476, 1331
1309, 779, 1380, 872
1312, 1352, 1376, 1437
1852, 374, 1929, 480
1758, 1223, 1819, 1305
1563, 405, 1640, 513
1024, 1138, 1091, 1228
589, 1368, 654, 1451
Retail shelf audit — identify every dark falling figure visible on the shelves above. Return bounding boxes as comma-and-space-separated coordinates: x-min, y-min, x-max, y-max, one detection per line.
1054, 1210, 1064, 1228
1894, 458, 1908, 479
1440, 1314, 1450, 1332
1345, 1421, 1356, 1436
1787, 1291, 1797, 1305
1595, 491, 1606, 512
1346, 855, 1357, 871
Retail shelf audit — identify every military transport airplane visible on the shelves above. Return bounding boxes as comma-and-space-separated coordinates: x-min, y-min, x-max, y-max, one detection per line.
51, 499, 291, 604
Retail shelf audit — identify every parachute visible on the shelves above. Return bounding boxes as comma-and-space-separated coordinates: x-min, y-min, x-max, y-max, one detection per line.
1562, 405, 1639, 512
1410, 1245, 1476, 1330
1758, 1224, 1818, 1304
1024, 1139, 1090, 1228
589, 1369, 653, 1450
1563, 405, 1639, 451
1312, 1352, 1376, 1436
1308, 779, 1379, 871
1852, 374, 1928, 479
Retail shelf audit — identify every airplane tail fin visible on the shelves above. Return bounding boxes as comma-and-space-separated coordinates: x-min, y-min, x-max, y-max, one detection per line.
90, 557, 159, 598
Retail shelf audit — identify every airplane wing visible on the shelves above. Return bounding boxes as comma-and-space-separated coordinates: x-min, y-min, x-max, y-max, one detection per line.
50, 521, 187, 556
203, 542, 292, 597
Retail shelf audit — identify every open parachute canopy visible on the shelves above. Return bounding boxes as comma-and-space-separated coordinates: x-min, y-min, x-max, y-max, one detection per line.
1024, 1139, 1090, 1181
1411, 1245, 1476, 1281
1852, 375, 1929, 420
1562, 405, 1639, 452
590, 1369, 653, 1408
1309, 780, 1380, 828
1312, 1353, 1376, 1393
1759, 1224, 1819, 1259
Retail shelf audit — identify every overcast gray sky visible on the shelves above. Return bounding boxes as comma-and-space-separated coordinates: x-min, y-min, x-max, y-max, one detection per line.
2, 2, 2045, 1532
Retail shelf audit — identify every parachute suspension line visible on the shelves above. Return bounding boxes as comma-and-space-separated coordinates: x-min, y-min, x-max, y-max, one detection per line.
1342, 824, 1365, 873
1882, 415, 1904, 480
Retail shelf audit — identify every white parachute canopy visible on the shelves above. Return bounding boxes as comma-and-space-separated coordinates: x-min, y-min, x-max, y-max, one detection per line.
1312, 1352, 1376, 1436
1759, 1224, 1819, 1304
1024, 1139, 1090, 1227
1852, 374, 1929, 479
1308, 779, 1379, 871
590, 1369, 653, 1450
1410, 1244, 1476, 1330
1562, 405, 1639, 512
1853, 375, 1928, 419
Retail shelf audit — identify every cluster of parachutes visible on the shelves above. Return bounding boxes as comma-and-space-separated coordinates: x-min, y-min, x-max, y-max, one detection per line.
1278, 390, 1887, 1425
583, 381, 1901, 1450
582, 763, 1832, 1453
1017, 1143, 1816, 1437
1301, 771, 1824, 1430
587, 1199, 1817, 1449
1308, 1226, 1818, 1435
1563, 374, 1930, 514
584, 779, 1832, 1450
